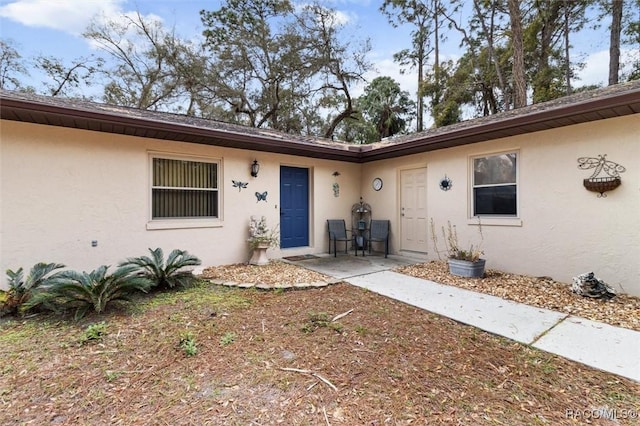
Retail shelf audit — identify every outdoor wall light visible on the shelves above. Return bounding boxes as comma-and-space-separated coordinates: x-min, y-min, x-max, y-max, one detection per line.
250, 159, 260, 177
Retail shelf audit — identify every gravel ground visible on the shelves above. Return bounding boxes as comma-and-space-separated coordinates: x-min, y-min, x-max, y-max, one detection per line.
202, 260, 640, 332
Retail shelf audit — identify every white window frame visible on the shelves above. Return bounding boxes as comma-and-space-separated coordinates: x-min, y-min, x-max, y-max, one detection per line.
147, 152, 223, 230
468, 150, 522, 227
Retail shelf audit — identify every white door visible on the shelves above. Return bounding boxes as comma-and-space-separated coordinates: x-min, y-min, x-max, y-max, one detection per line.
400, 167, 428, 253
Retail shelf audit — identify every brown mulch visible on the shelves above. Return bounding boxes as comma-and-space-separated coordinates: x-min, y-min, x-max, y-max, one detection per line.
394, 261, 640, 332
202, 262, 330, 286
1, 262, 639, 425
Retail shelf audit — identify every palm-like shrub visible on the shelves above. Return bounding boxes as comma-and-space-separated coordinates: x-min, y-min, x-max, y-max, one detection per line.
120, 248, 201, 290
2, 262, 65, 315
25, 265, 152, 320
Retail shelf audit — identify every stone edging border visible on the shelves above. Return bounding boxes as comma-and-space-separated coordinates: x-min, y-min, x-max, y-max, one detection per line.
205, 278, 341, 290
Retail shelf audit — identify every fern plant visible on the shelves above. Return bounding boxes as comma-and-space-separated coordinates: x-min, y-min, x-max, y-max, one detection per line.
120, 248, 201, 290
25, 265, 152, 320
2, 262, 65, 315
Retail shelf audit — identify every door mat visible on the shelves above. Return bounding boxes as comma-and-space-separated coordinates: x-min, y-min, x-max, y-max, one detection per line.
282, 254, 320, 261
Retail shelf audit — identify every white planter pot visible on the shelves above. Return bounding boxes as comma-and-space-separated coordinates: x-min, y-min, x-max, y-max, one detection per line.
448, 258, 486, 278
249, 243, 270, 265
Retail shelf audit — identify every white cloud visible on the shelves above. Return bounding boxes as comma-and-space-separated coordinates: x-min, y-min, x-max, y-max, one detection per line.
331, 9, 352, 26
0, 0, 159, 37
576, 48, 637, 88
361, 58, 417, 96
576, 50, 609, 87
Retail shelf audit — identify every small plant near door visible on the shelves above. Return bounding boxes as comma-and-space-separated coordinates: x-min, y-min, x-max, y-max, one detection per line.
430, 218, 486, 278
248, 216, 279, 249
248, 216, 279, 265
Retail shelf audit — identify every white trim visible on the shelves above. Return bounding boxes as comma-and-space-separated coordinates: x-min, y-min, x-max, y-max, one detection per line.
147, 151, 223, 229
467, 217, 523, 227
468, 149, 520, 220
146, 219, 223, 230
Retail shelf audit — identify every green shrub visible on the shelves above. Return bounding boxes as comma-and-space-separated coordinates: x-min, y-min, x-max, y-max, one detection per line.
80, 322, 108, 344
2, 262, 65, 316
25, 265, 152, 320
120, 248, 201, 291
219, 332, 236, 346
179, 332, 198, 356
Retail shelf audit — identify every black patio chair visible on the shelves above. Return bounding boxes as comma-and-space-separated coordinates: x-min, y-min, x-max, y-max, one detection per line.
368, 219, 390, 258
327, 219, 351, 257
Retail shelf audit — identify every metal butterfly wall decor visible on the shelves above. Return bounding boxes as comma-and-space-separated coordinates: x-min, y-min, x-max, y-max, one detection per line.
232, 180, 248, 192
255, 191, 268, 202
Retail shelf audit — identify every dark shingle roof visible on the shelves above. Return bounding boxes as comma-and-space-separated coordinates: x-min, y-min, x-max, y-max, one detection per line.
2, 80, 639, 163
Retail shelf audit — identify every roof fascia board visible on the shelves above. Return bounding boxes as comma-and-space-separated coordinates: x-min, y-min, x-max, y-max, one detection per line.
361, 89, 640, 162
0, 97, 363, 163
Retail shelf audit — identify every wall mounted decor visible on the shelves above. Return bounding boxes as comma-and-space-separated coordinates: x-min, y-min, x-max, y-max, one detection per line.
439, 175, 452, 191
577, 154, 626, 197
333, 171, 340, 197
372, 177, 383, 191
250, 159, 260, 177
255, 191, 268, 202
232, 180, 248, 192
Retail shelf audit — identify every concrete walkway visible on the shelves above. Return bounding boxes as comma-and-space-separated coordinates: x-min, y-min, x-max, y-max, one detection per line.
291, 254, 640, 382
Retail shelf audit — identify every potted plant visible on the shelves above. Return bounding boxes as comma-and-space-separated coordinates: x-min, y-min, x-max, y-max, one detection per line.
431, 219, 485, 278
248, 216, 279, 265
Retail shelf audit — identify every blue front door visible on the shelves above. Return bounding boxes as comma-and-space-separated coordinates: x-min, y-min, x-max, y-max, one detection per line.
280, 166, 309, 248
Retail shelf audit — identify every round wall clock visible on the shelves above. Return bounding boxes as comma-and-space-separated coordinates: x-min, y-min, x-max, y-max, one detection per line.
372, 177, 383, 191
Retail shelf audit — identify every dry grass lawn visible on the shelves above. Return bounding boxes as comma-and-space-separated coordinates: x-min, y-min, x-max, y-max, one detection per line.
1, 261, 638, 425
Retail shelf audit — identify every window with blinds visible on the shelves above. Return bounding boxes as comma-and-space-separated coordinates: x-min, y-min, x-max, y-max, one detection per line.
151, 157, 219, 219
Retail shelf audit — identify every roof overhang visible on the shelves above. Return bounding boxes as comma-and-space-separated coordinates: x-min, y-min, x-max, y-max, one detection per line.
0, 94, 363, 162
2, 81, 639, 163
360, 82, 640, 162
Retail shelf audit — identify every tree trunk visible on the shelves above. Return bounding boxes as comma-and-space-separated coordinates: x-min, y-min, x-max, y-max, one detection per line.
472, 0, 507, 112
508, 0, 526, 108
432, 0, 440, 128
532, 1, 562, 103
417, 50, 424, 132
564, 2, 572, 95
609, 0, 623, 85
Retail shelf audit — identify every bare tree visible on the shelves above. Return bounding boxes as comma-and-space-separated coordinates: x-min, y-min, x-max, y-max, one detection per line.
0, 39, 29, 90
35, 55, 104, 97
84, 12, 190, 110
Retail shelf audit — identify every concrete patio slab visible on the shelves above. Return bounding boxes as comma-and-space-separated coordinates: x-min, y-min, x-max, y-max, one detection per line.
345, 270, 568, 344
533, 316, 640, 382
286, 253, 417, 280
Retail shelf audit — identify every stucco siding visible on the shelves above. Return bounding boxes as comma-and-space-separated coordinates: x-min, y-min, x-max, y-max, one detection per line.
2, 112, 638, 296
361, 114, 640, 296
0, 121, 360, 285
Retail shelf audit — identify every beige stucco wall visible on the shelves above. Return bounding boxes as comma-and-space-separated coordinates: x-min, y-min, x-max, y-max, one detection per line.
361, 114, 640, 296
0, 121, 361, 285
2, 113, 639, 296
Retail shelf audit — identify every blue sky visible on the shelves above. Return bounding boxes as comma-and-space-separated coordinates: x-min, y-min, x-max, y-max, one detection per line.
0, 0, 617, 101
